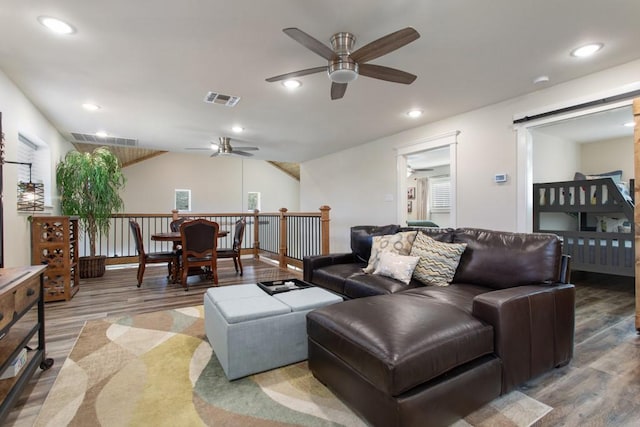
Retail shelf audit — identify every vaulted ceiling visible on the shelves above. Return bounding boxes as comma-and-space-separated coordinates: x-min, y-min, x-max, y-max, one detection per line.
2, 1, 639, 163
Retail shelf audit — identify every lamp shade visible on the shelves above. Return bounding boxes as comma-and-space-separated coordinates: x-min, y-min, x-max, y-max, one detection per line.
17, 181, 44, 211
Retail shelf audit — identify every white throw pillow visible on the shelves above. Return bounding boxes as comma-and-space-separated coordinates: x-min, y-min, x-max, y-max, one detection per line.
373, 251, 420, 285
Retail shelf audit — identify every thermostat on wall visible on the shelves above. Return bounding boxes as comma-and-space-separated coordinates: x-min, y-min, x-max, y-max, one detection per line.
494, 173, 508, 183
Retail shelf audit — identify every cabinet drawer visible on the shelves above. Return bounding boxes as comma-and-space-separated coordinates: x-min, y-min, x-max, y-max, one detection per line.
14, 276, 41, 314
0, 294, 15, 331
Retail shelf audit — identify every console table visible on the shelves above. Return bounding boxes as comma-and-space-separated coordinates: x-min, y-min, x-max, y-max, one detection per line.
0, 265, 53, 423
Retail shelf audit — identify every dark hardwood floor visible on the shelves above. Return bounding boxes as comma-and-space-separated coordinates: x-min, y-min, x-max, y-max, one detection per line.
3, 263, 638, 426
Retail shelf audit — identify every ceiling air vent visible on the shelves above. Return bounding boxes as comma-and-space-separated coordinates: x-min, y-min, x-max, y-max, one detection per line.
203, 91, 241, 107
71, 132, 138, 147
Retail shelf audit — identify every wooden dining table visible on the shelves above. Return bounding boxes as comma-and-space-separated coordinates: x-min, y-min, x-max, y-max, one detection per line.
151, 230, 229, 283
151, 230, 228, 242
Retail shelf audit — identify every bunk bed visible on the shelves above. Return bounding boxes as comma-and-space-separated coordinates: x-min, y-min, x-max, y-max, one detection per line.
533, 177, 635, 276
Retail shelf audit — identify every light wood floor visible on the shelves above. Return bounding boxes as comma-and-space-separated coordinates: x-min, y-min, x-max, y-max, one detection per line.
3, 263, 638, 426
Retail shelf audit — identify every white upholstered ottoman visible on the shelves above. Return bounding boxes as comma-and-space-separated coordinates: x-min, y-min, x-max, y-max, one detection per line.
203, 283, 343, 380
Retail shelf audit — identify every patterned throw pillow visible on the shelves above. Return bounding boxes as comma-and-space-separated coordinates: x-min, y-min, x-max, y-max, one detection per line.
410, 232, 467, 286
364, 231, 418, 274
373, 251, 420, 284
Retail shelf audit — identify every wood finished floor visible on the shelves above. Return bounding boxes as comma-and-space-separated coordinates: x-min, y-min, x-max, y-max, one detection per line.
3, 264, 638, 426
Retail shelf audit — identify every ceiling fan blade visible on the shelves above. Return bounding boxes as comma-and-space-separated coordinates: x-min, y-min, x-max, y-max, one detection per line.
359, 64, 417, 84
234, 146, 259, 151
210, 152, 220, 157
331, 82, 348, 100
283, 28, 337, 60
266, 66, 327, 82
233, 151, 254, 157
351, 27, 420, 64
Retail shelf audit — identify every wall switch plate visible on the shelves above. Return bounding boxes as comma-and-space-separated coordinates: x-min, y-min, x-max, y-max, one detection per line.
495, 173, 508, 183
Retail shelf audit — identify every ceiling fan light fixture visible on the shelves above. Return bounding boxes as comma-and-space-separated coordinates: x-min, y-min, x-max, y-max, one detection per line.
328, 59, 359, 83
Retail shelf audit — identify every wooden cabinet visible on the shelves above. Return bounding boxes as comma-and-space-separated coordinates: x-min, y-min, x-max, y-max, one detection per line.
31, 216, 80, 302
0, 265, 53, 423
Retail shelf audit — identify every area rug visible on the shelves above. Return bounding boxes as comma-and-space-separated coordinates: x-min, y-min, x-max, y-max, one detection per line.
34, 306, 552, 426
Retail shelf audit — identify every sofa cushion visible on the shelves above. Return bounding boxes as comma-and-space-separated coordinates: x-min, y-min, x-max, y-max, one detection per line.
311, 263, 364, 295
373, 252, 420, 284
401, 283, 492, 314
364, 231, 418, 273
351, 225, 401, 263
410, 232, 467, 286
343, 273, 422, 299
307, 293, 494, 396
452, 228, 562, 289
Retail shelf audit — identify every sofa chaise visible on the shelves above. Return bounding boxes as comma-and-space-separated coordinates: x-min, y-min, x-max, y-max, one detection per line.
303, 226, 575, 426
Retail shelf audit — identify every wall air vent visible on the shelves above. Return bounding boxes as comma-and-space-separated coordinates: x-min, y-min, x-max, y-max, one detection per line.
70, 132, 138, 147
203, 91, 241, 107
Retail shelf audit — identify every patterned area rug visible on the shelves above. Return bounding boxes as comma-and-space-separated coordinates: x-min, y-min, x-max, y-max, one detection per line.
34, 306, 552, 426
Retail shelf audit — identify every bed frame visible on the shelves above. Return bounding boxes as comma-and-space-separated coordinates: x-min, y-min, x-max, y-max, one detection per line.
533, 177, 635, 277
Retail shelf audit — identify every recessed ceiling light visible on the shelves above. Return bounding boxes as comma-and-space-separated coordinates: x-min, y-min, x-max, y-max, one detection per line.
95, 131, 108, 138
38, 16, 75, 35
533, 75, 550, 84
82, 103, 101, 111
570, 43, 603, 58
282, 79, 302, 89
232, 126, 244, 133
406, 109, 424, 118
623, 121, 635, 127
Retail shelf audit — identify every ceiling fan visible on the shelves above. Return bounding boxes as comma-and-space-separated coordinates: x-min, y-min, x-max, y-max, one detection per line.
185, 137, 259, 157
266, 27, 420, 100
211, 137, 258, 157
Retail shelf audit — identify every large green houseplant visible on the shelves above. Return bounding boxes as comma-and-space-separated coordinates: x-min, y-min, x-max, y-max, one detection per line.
56, 146, 126, 278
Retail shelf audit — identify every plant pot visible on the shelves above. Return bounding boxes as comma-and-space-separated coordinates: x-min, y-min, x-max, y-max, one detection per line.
79, 255, 107, 278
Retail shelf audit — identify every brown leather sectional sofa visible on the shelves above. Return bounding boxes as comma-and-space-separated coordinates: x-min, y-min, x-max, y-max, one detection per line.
303, 226, 575, 426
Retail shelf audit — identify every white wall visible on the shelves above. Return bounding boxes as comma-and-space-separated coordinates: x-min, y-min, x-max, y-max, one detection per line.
301, 59, 640, 252
532, 131, 580, 183
121, 152, 299, 214
580, 136, 634, 182
0, 70, 75, 267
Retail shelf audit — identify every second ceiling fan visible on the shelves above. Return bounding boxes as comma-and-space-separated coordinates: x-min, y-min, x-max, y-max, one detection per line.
211, 137, 259, 157
266, 27, 420, 100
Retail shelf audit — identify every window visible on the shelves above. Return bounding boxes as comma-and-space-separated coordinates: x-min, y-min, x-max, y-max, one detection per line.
247, 192, 261, 211
430, 177, 451, 212
17, 133, 51, 205
174, 189, 191, 211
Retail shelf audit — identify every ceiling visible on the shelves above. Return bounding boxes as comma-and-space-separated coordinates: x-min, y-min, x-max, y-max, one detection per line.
1, 1, 639, 163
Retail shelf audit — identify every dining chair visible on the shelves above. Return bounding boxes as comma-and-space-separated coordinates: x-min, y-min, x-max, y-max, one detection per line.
170, 217, 192, 232
217, 218, 246, 275
179, 218, 219, 290
129, 220, 178, 287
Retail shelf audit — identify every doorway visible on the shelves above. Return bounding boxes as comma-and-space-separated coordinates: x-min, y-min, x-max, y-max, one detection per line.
396, 131, 459, 227
515, 100, 635, 232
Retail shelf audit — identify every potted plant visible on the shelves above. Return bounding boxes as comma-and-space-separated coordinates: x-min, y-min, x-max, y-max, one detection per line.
56, 146, 126, 278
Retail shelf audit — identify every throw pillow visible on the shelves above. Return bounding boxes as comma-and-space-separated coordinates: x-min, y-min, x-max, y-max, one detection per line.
364, 231, 418, 274
351, 224, 401, 263
373, 251, 420, 285
410, 232, 467, 286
